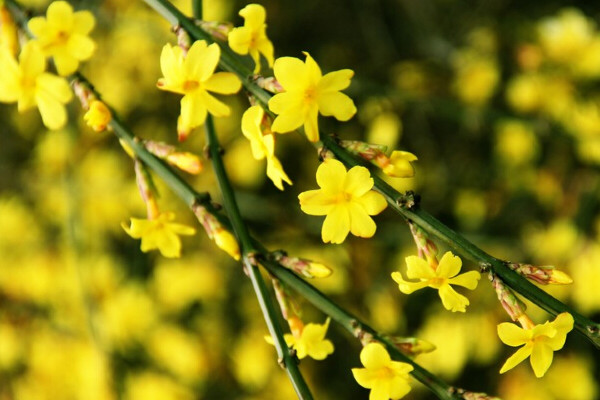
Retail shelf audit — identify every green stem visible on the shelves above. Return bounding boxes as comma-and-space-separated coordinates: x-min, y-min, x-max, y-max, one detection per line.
320, 135, 600, 348
139, 0, 600, 348
204, 116, 314, 400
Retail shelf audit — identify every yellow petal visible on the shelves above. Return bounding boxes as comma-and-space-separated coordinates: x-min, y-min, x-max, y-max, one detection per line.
228, 27, 251, 55
318, 69, 354, 92
436, 251, 462, 278
185, 41, 219, 82
0, 47, 19, 102
266, 156, 292, 190
35, 73, 72, 129
316, 159, 346, 193
158, 44, 184, 93
273, 56, 308, 91
360, 342, 390, 370
72, 10, 95, 35
391, 271, 430, 294
257, 37, 274, 67
497, 322, 529, 346
27, 17, 47, 38
180, 93, 207, 130
448, 270, 481, 290
302, 52, 322, 85
308, 339, 334, 360
530, 343, 553, 378
298, 189, 335, 215
355, 191, 387, 215
352, 368, 378, 389
200, 90, 231, 117
500, 343, 533, 374
317, 91, 356, 121
438, 284, 469, 312
303, 105, 320, 142
370, 382, 392, 400
241, 105, 267, 159
387, 376, 412, 399
53, 53, 78, 76
268, 90, 301, 114
546, 312, 574, 350
404, 256, 435, 280
348, 202, 377, 238
20, 42, 45, 80
239, 4, 266, 29
67, 34, 95, 60
321, 205, 350, 244
47, 1, 74, 29
344, 166, 373, 196
204, 72, 241, 94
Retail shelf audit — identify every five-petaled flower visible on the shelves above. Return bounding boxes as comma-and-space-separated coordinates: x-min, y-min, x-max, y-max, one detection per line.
352, 342, 413, 400
498, 312, 574, 377
157, 40, 241, 141
228, 4, 274, 74
241, 105, 292, 190
0, 42, 72, 130
269, 317, 334, 360
28, 0, 96, 76
392, 251, 481, 312
269, 52, 356, 142
298, 159, 387, 244
122, 211, 196, 258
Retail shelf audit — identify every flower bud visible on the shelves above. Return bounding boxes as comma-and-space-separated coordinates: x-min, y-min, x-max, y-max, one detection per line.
507, 262, 573, 285
193, 203, 240, 260
214, 227, 240, 260
84, 100, 111, 132
273, 253, 332, 278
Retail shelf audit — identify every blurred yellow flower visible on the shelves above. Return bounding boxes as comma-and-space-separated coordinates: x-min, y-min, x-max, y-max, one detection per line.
28, 0, 96, 76
498, 312, 574, 377
122, 211, 196, 258
538, 8, 594, 64
351, 342, 413, 400
284, 318, 334, 360
392, 251, 481, 312
228, 4, 274, 73
157, 41, 241, 141
0, 6, 18, 56
495, 119, 539, 166
0, 42, 72, 130
241, 105, 292, 190
452, 51, 499, 106
298, 159, 387, 244
84, 100, 111, 132
269, 52, 356, 142
382, 150, 417, 178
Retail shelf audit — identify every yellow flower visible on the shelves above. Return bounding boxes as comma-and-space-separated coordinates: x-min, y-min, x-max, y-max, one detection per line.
382, 151, 418, 178
84, 100, 111, 132
122, 212, 196, 258
28, 1, 96, 76
498, 312, 574, 377
283, 318, 334, 360
228, 4, 274, 74
298, 159, 387, 244
268, 52, 356, 142
0, 42, 72, 130
241, 105, 292, 190
157, 41, 241, 141
352, 342, 413, 400
391, 251, 481, 312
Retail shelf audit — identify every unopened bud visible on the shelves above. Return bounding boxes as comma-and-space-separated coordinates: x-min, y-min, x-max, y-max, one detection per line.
489, 272, 527, 321
144, 140, 203, 174
214, 227, 240, 260
84, 100, 111, 132
507, 262, 573, 285
196, 20, 233, 41
254, 76, 284, 93
193, 203, 240, 260
340, 140, 417, 178
388, 336, 436, 357
273, 252, 332, 278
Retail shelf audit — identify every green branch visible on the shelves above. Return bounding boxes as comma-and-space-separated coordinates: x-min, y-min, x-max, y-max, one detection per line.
139, 0, 600, 348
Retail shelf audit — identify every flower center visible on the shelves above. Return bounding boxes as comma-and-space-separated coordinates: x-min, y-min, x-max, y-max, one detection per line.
56, 30, 69, 44
376, 366, 395, 380
428, 277, 446, 288
335, 192, 352, 204
303, 87, 316, 103
183, 80, 200, 92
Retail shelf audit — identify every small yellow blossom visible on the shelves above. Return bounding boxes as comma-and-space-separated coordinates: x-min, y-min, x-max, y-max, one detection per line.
241, 105, 292, 190
352, 342, 413, 400
157, 41, 241, 141
165, 152, 202, 174
0, 42, 72, 130
269, 317, 334, 360
498, 312, 574, 377
269, 52, 356, 142
83, 100, 111, 132
382, 151, 417, 178
122, 211, 196, 258
392, 251, 481, 312
213, 227, 241, 260
298, 159, 387, 244
28, 1, 96, 76
228, 4, 274, 74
